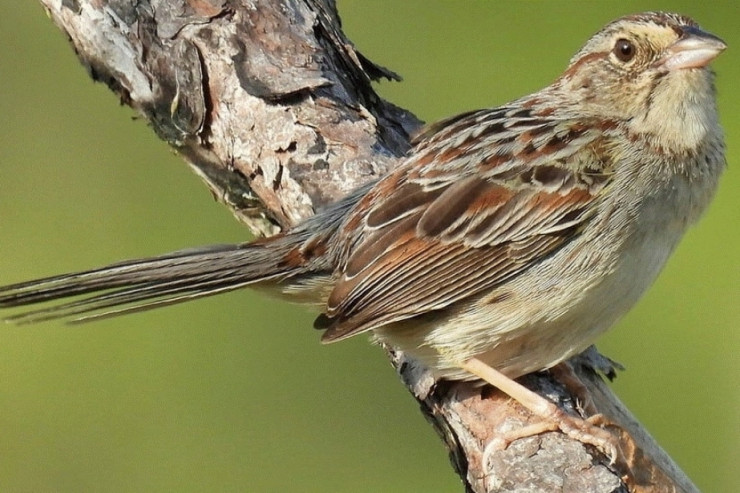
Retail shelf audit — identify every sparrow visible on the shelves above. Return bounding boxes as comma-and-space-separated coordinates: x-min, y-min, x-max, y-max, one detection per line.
0, 12, 726, 459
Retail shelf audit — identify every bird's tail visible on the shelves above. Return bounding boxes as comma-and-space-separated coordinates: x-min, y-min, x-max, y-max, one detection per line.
0, 233, 320, 324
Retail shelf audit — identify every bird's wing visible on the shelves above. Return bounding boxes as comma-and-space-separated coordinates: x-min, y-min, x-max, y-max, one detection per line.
318, 107, 615, 342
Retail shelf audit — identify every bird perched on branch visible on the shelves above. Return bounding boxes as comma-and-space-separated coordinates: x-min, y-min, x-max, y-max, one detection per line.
0, 12, 726, 460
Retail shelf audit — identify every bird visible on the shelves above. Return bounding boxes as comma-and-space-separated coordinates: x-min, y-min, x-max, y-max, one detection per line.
0, 12, 726, 459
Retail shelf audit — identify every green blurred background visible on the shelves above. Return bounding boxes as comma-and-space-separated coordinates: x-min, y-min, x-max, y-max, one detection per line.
0, 1, 737, 491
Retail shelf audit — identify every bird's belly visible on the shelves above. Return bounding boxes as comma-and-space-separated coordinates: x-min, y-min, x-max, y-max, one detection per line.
373, 216, 685, 381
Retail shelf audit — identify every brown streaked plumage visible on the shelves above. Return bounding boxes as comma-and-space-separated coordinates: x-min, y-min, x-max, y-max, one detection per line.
0, 12, 726, 460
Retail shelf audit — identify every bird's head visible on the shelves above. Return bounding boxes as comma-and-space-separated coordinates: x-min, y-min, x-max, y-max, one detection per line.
557, 12, 726, 153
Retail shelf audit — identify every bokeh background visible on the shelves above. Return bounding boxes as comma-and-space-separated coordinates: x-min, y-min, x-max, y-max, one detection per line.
0, 1, 737, 491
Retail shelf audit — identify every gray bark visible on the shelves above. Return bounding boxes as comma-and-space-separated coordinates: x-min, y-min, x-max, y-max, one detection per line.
39, 1, 699, 491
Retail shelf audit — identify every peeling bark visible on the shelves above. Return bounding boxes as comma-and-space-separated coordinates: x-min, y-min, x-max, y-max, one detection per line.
37, 1, 699, 491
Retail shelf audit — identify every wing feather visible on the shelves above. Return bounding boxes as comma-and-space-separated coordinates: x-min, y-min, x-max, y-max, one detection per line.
318, 110, 614, 342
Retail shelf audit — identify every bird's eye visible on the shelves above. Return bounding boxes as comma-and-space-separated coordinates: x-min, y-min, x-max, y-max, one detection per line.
613, 38, 636, 62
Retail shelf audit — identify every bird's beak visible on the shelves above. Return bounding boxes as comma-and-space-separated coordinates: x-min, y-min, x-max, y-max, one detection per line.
659, 26, 727, 71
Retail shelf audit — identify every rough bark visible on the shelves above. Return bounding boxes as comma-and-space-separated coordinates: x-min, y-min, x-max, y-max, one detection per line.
38, 1, 699, 491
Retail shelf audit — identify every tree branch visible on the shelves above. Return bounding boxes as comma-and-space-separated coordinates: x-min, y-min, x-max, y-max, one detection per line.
39, 1, 699, 491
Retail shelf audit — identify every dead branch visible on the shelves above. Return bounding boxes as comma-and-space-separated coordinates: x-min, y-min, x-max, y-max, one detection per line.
38, 1, 699, 491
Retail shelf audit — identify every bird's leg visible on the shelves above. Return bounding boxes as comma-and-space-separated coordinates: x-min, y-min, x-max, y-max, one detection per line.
460, 357, 620, 463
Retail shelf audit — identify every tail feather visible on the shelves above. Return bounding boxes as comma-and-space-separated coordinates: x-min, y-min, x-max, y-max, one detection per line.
0, 181, 363, 325
0, 241, 303, 324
